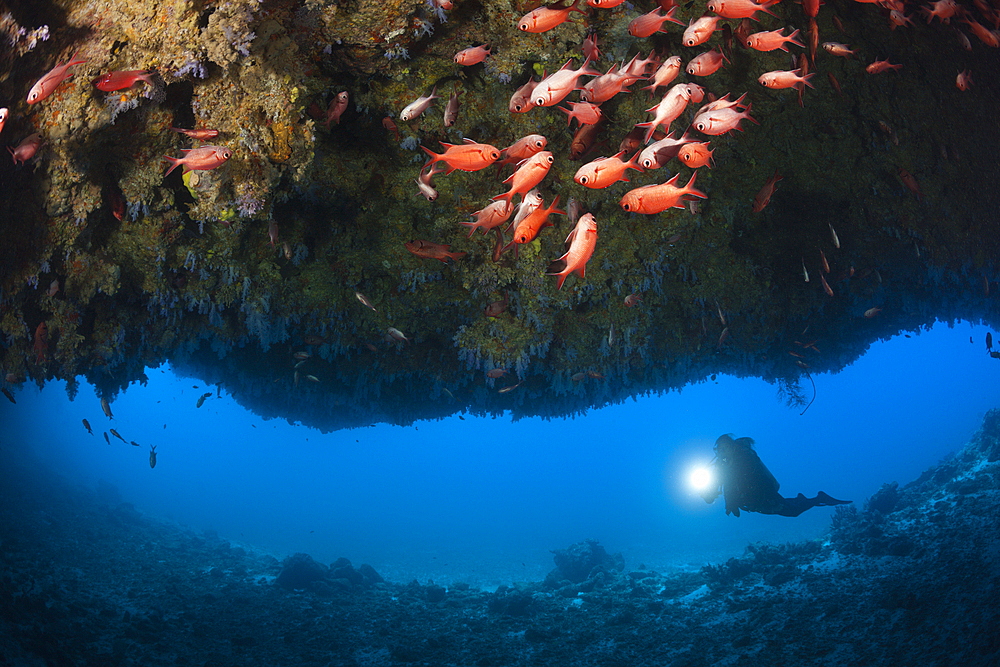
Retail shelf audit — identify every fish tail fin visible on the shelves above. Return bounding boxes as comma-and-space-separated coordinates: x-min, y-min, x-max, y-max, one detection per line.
67, 51, 88, 67
162, 155, 182, 177
492, 191, 514, 204
448, 251, 468, 261
684, 171, 707, 200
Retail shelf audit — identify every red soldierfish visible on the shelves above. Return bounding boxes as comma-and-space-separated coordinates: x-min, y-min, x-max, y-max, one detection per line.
619, 171, 707, 214
558, 101, 602, 127
683, 16, 721, 47
686, 48, 728, 76
745, 28, 804, 52
582, 34, 602, 62
691, 102, 757, 135
678, 142, 715, 168
642, 56, 683, 96
509, 77, 539, 113
400, 87, 438, 121
512, 195, 565, 245
405, 240, 467, 262
898, 167, 922, 200
518, 0, 586, 33
27, 51, 87, 104
9, 133, 44, 164
171, 127, 219, 140
421, 139, 500, 174
752, 169, 782, 212
93, 69, 156, 92
163, 146, 232, 176
498, 134, 547, 168
759, 69, 815, 91
443, 91, 460, 127
638, 131, 691, 170
628, 7, 685, 38
574, 150, 643, 189
706, 0, 779, 20
866, 59, 903, 74
454, 45, 491, 65
548, 213, 598, 289
34, 322, 48, 363
493, 151, 554, 203
532, 58, 601, 107
637, 83, 692, 142
462, 200, 512, 236
325, 91, 349, 129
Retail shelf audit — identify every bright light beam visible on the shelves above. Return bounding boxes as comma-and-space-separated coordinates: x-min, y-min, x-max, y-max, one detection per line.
688, 466, 713, 492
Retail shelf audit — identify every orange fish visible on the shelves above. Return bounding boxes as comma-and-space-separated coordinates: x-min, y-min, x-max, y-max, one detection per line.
548, 213, 598, 289
33, 321, 47, 363
27, 51, 87, 104
678, 142, 715, 169
570, 121, 602, 160
405, 240, 467, 262
956, 70, 973, 91
93, 69, 157, 92
898, 167, 922, 200
493, 151, 554, 204
171, 127, 219, 140
706, 0, 779, 20
517, 0, 585, 33
454, 44, 491, 66
574, 150, 643, 189
752, 169, 782, 212
866, 59, 903, 74
620, 172, 707, 214
421, 139, 500, 174
512, 195, 565, 245
745, 28, 803, 52
686, 48, 728, 77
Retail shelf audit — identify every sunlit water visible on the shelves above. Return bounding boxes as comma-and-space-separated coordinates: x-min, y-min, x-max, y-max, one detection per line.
1, 320, 995, 589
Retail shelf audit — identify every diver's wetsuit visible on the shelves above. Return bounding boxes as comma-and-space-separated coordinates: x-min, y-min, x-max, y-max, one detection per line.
700, 435, 851, 517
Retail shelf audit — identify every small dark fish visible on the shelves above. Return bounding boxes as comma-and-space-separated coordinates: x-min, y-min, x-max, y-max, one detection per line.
101, 397, 113, 419
130, 440, 140, 447
988, 332, 993, 351
1, 388, 14, 404
103, 432, 110, 445
196, 395, 208, 408
82, 418, 93, 435
110, 428, 125, 443
149, 445, 157, 468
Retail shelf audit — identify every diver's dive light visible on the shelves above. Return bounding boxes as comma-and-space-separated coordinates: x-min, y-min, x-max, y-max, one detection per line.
688, 466, 713, 491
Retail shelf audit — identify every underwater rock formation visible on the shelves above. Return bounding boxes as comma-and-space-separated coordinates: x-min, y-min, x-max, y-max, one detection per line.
1, 0, 998, 430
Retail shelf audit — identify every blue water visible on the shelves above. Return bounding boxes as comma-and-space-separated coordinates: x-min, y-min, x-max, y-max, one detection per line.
1, 320, 995, 589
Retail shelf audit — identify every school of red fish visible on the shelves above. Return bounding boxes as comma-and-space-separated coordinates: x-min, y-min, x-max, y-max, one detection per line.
7, 0, 995, 388
395, 0, 994, 298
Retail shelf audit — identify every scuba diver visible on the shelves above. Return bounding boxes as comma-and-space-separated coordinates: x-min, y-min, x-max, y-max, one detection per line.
698, 434, 852, 517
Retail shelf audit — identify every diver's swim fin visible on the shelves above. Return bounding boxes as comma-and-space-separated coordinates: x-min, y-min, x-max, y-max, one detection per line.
814, 491, 851, 507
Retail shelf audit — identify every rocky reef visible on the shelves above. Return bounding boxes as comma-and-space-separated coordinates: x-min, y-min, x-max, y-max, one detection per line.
1, 0, 998, 430
2, 408, 998, 665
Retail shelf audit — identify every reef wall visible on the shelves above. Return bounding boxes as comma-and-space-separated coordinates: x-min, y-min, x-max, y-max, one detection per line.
1, 0, 998, 430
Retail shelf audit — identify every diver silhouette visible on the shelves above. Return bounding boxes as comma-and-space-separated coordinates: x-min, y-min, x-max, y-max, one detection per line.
699, 434, 852, 517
